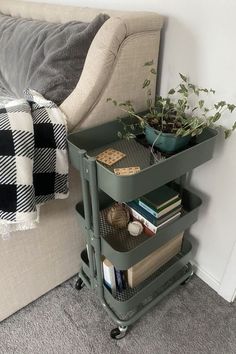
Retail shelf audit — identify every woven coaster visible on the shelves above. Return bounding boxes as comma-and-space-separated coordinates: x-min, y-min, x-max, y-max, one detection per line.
114, 166, 141, 176
96, 148, 126, 166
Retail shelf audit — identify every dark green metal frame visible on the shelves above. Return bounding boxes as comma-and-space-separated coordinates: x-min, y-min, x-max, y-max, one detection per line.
67, 117, 218, 327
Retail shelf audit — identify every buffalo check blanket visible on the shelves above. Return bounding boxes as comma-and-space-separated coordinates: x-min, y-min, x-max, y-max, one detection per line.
0, 89, 69, 237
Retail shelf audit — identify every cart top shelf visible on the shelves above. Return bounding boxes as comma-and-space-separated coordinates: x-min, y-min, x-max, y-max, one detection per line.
68, 118, 217, 202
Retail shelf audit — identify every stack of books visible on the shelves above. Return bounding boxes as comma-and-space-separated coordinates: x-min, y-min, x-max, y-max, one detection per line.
103, 258, 126, 295
126, 185, 182, 236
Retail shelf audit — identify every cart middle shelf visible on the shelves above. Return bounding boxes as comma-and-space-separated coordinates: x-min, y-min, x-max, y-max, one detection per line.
76, 185, 201, 270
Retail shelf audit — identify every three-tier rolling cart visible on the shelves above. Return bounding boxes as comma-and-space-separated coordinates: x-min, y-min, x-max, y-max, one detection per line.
67, 117, 217, 339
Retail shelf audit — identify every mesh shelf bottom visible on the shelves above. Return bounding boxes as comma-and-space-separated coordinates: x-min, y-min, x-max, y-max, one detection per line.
100, 206, 152, 252
80, 243, 189, 303
109, 252, 186, 302
104, 263, 191, 320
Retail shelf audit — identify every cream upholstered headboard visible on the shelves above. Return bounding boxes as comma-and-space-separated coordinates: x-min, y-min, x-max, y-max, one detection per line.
0, 0, 163, 29
0, 0, 163, 131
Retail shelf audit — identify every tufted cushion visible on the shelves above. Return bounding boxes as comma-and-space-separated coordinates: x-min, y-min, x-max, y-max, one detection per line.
0, 13, 109, 105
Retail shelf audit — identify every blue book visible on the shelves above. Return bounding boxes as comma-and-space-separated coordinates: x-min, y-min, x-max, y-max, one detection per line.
115, 269, 124, 292
127, 200, 158, 224
127, 200, 182, 226
138, 200, 159, 218
121, 271, 126, 290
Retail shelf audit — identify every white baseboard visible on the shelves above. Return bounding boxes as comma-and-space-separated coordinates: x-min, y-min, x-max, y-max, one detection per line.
193, 263, 220, 293
233, 289, 236, 302
217, 241, 236, 303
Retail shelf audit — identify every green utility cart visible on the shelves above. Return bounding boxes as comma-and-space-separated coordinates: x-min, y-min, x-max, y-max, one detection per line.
67, 117, 217, 339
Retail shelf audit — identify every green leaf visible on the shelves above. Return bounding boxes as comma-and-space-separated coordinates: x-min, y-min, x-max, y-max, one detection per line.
182, 129, 191, 137
179, 73, 187, 82
106, 97, 112, 102
224, 129, 231, 139
218, 101, 226, 107
210, 89, 216, 94
126, 133, 136, 139
199, 100, 204, 109
150, 68, 157, 75
143, 79, 151, 88
188, 83, 196, 92
140, 120, 146, 128
117, 131, 123, 139
233, 122, 236, 130
227, 104, 236, 113
212, 112, 221, 122
199, 88, 208, 93
180, 84, 188, 92
144, 60, 154, 66
112, 100, 117, 106
168, 89, 175, 95
193, 128, 203, 136
176, 128, 184, 136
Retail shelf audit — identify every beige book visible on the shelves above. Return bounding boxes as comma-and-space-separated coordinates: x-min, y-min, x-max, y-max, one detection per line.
127, 232, 184, 288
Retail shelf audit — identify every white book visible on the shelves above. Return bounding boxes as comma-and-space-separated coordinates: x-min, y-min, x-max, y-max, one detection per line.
129, 207, 181, 234
103, 258, 116, 295
129, 207, 157, 234
157, 212, 181, 229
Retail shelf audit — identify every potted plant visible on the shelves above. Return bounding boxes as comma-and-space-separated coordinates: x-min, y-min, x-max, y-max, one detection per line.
107, 61, 236, 154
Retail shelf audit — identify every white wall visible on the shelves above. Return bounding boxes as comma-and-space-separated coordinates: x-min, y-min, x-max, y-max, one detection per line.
26, 0, 236, 298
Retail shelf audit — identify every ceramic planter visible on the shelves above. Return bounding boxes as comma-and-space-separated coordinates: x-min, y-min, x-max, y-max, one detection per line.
145, 124, 191, 153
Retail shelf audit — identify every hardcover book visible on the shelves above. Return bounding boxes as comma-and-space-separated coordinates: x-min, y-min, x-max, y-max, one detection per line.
114, 269, 124, 292
103, 258, 116, 295
141, 185, 179, 209
138, 185, 181, 218
127, 233, 184, 288
139, 199, 181, 218
128, 203, 181, 235
127, 200, 182, 226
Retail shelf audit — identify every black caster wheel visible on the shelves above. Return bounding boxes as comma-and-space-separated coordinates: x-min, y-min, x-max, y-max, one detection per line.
75, 277, 84, 290
181, 271, 194, 286
110, 326, 128, 340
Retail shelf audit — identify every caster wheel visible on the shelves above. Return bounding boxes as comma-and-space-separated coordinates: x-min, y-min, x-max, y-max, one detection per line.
110, 326, 128, 340
181, 271, 194, 285
75, 277, 84, 290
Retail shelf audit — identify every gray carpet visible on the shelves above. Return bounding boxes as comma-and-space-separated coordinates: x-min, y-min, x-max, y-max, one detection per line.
0, 276, 235, 354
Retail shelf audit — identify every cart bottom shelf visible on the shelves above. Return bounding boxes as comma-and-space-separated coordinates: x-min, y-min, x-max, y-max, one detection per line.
104, 262, 193, 323
79, 239, 192, 320
79, 261, 193, 325
110, 253, 188, 303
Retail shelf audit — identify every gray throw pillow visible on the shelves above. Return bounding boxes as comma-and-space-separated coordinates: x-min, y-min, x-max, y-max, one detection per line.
0, 13, 109, 105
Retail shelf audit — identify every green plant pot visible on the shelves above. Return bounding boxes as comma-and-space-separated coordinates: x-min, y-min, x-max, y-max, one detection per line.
145, 125, 191, 153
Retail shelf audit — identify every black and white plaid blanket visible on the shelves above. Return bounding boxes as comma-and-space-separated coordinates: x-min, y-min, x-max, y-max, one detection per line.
0, 89, 68, 237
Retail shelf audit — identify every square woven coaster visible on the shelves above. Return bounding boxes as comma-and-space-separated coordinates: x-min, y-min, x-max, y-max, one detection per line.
96, 148, 126, 166
114, 166, 140, 176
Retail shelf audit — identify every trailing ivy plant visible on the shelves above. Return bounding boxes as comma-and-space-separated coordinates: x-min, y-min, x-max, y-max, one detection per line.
107, 60, 236, 139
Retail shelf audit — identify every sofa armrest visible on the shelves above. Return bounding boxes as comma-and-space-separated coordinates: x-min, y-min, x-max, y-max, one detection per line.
60, 17, 127, 131
60, 15, 163, 131
115, 13, 163, 36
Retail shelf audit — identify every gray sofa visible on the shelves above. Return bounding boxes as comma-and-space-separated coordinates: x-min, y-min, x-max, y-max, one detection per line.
0, 0, 163, 322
